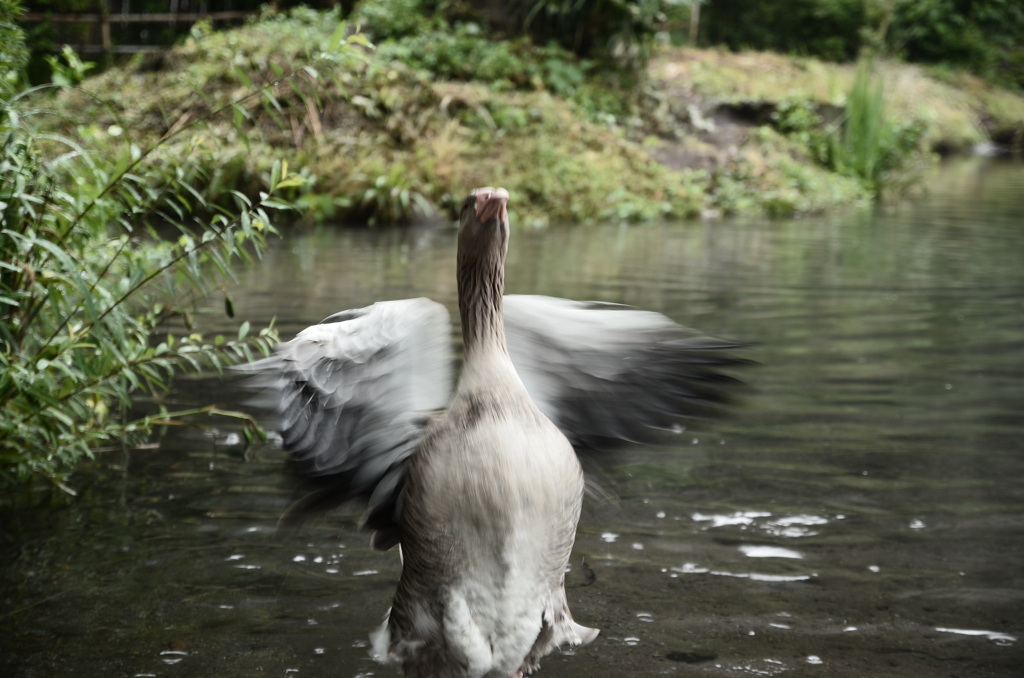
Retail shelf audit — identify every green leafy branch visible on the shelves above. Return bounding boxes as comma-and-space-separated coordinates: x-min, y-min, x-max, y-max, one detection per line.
0, 20, 369, 488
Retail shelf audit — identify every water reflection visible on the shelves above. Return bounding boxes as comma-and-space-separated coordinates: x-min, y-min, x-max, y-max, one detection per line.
737, 545, 803, 558
2, 159, 1024, 677
671, 563, 814, 582
935, 628, 1017, 646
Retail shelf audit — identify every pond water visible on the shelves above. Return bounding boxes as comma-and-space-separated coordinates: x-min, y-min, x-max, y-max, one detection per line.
3, 158, 1024, 678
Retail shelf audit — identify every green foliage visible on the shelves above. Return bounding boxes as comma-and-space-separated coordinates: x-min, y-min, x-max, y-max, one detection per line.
509, 0, 672, 67
31, 7, 942, 229
771, 98, 825, 140
767, 97, 832, 163
701, 0, 1024, 89
347, 161, 435, 225
755, 65, 926, 195
0, 13, 368, 487
35, 7, 679, 225
352, 0, 675, 69
708, 127, 869, 217
890, 0, 1024, 88
373, 20, 591, 97
702, 0, 869, 62
44, 45, 95, 88
0, 123, 277, 486
822, 61, 927, 191
467, 90, 708, 224
0, 0, 28, 96
350, 0, 431, 39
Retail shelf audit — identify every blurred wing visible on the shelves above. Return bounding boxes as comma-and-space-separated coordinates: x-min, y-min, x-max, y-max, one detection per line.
503, 295, 747, 452
239, 298, 452, 538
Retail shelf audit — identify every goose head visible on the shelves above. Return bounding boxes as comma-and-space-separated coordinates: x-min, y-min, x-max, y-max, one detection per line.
456, 187, 510, 354
457, 186, 510, 261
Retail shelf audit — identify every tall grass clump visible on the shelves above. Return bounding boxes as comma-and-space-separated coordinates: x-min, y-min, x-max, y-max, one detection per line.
830, 60, 887, 183
824, 60, 926, 193
0, 18, 365, 488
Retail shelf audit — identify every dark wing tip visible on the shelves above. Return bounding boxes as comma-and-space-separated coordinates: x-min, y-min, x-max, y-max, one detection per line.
505, 295, 752, 455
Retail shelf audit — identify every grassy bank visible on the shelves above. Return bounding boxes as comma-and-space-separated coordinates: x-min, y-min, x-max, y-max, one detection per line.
38, 7, 1024, 225
654, 48, 1024, 154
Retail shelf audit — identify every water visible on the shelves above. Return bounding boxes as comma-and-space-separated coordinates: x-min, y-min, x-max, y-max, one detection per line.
3, 158, 1023, 677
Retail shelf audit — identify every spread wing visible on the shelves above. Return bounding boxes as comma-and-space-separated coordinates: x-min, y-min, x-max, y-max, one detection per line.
503, 295, 747, 452
238, 298, 452, 540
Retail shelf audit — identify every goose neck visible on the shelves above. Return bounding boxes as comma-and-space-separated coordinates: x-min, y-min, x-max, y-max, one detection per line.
457, 252, 507, 358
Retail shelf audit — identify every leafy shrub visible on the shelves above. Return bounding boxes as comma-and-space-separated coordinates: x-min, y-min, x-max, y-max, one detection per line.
374, 22, 590, 96
710, 127, 870, 216
346, 161, 436, 225
0, 120, 280, 486
771, 98, 825, 138
0, 15, 366, 487
702, 0, 868, 62
0, 0, 27, 96
766, 98, 821, 156
350, 0, 432, 39
507, 0, 670, 67
701, 0, 1024, 89
43, 45, 95, 88
351, 0, 675, 69
890, 0, 1024, 88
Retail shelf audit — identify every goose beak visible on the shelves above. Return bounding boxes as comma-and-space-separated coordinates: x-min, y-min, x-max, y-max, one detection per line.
474, 187, 509, 224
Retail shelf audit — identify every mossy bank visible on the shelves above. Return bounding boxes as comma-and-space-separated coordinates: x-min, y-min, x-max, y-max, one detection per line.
42, 7, 1024, 226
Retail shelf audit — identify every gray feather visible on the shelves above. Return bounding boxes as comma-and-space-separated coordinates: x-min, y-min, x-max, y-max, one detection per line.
237, 298, 453, 535
503, 295, 747, 451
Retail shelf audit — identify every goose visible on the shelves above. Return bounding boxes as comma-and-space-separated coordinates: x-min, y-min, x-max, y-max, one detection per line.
241, 187, 744, 678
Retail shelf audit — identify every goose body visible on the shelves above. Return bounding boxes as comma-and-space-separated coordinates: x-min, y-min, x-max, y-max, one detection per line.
241, 187, 744, 677
381, 349, 596, 677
